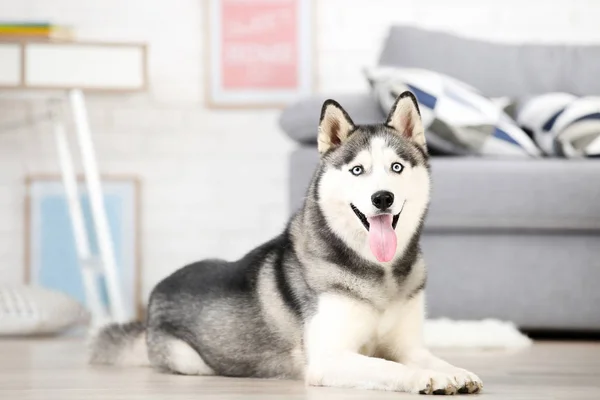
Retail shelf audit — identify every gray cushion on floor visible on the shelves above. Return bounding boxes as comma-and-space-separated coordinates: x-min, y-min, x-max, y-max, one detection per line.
279, 93, 385, 144
379, 26, 600, 98
0, 285, 89, 336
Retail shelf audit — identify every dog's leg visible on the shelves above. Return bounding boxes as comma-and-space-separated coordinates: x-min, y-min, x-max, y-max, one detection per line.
304, 293, 460, 394
378, 290, 483, 394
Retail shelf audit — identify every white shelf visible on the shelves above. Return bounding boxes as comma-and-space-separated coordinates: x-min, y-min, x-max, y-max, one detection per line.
0, 41, 147, 92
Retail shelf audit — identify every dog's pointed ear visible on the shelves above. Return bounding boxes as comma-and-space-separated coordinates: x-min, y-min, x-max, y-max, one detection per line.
386, 91, 426, 150
318, 100, 355, 154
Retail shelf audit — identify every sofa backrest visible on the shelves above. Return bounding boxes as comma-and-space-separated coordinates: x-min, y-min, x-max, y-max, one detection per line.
379, 26, 600, 98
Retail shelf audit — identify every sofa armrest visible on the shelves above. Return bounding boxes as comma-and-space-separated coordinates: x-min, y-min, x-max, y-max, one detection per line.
279, 92, 385, 145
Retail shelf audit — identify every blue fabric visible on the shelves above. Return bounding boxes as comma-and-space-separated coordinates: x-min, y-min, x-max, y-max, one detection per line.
493, 127, 520, 146
406, 83, 437, 109
572, 112, 600, 124
542, 108, 566, 131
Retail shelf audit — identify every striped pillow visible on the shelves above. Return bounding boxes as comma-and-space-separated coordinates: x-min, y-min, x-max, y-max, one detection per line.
517, 93, 600, 158
365, 67, 541, 157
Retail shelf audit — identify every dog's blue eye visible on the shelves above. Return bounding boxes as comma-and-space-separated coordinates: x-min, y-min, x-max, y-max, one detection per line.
391, 162, 403, 173
350, 165, 363, 176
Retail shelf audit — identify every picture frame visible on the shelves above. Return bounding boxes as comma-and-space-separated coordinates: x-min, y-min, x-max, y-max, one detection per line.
24, 174, 143, 319
205, 0, 316, 108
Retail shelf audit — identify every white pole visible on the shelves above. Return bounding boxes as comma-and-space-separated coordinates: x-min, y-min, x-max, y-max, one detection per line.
51, 106, 108, 326
68, 89, 127, 323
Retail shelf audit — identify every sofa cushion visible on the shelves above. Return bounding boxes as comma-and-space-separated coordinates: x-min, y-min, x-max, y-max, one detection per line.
279, 93, 385, 144
515, 92, 578, 155
427, 158, 600, 231
379, 26, 600, 98
365, 66, 541, 157
516, 93, 600, 158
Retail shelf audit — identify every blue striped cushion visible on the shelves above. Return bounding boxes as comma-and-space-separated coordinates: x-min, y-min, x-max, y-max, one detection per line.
365, 67, 541, 157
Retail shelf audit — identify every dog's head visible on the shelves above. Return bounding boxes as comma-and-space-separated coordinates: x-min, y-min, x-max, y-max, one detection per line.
316, 91, 430, 264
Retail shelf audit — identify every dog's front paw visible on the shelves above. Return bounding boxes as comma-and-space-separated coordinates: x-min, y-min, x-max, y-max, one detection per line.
405, 369, 459, 395
446, 368, 483, 394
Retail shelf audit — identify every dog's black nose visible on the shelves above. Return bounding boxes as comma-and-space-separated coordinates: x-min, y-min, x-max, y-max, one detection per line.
371, 191, 394, 210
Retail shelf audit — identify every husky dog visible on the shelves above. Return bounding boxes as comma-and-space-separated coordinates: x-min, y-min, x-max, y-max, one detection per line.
90, 92, 483, 395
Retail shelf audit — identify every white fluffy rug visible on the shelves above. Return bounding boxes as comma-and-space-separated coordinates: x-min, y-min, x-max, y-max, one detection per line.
424, 318, 532, 349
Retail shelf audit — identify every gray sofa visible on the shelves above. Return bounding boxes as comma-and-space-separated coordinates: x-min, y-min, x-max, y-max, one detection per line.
280, 26, 600, 331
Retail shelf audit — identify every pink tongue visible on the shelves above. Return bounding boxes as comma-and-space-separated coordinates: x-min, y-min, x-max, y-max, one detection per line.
368, 214, 397, 262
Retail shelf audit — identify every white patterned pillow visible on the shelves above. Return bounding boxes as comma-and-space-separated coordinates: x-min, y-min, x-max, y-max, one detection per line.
0, 285, 89, 335
365, 67, 541, 157
517, 93, 600, 158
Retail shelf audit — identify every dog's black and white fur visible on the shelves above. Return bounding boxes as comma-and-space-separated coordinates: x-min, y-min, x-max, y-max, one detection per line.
90, 92, 483, 395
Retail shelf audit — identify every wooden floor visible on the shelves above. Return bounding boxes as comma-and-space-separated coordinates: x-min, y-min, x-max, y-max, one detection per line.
1, 339, 599, 399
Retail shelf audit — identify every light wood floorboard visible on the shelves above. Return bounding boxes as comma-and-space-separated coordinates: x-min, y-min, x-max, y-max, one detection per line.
0, 339, 599, 399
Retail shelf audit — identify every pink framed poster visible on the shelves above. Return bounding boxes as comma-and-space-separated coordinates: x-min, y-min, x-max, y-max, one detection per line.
206, 0, 315, 108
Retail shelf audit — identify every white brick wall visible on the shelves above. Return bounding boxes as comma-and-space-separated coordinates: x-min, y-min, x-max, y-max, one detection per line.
1, 0, 599, 300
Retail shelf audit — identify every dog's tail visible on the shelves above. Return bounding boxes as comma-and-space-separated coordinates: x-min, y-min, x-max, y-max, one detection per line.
88, 321, 150, 367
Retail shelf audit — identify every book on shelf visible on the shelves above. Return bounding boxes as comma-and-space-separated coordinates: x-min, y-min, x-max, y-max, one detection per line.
0, 22, 74, 40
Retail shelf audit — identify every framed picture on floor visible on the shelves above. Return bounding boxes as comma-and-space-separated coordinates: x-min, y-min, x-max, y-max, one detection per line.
205, 0, 315, 108
24, 175, 142, 319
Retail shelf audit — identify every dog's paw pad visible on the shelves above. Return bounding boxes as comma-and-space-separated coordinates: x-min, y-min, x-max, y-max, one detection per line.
447, 368, 482, 394
467, 381, 482, 394
410, 370, 458, 395
418, 382, 432, 395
